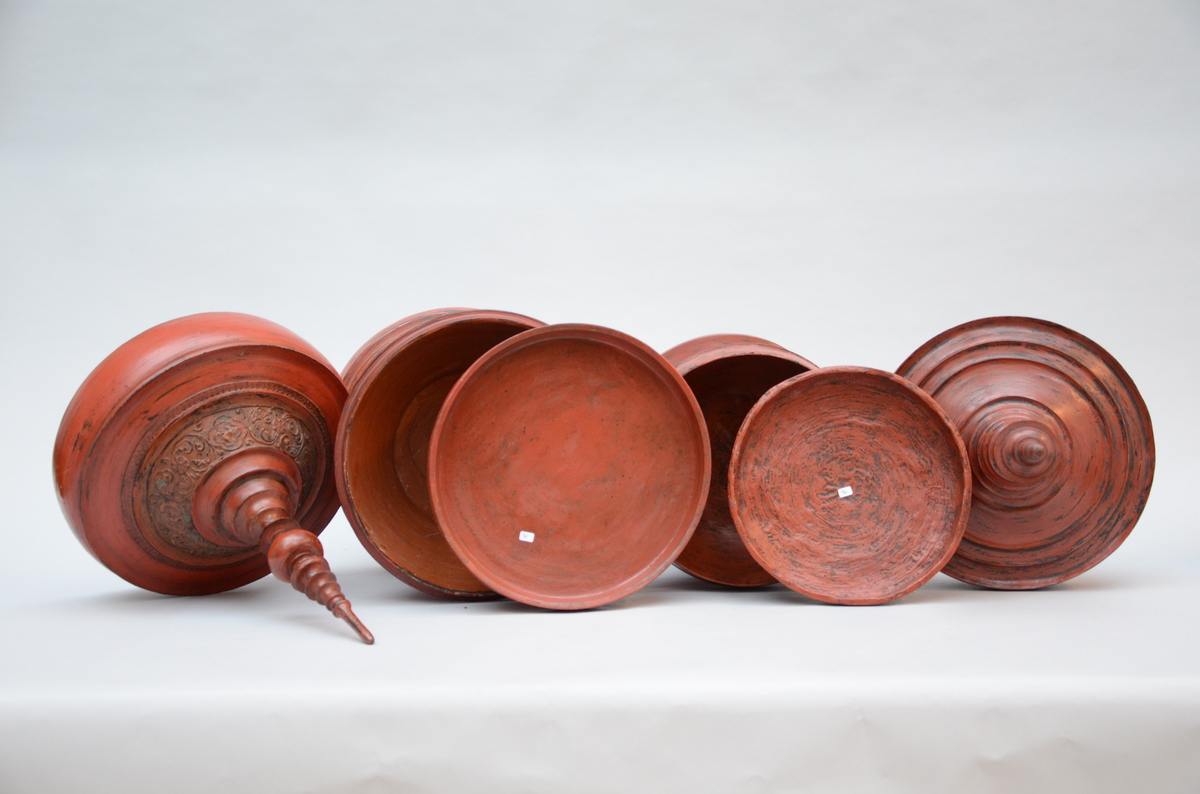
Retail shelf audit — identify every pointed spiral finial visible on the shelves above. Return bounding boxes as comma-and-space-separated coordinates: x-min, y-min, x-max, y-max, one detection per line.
193, 447, 375, 644
262, 524, 374, 644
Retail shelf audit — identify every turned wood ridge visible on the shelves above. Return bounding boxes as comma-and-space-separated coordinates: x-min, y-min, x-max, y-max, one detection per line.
193, 447, 373, 643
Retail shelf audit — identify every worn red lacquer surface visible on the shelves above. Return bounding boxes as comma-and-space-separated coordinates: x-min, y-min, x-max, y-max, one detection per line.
664, 335, 815, 587
53, 313, 372, 642
730, 366, 972, 605
336, 308, 544, 599
429, 324, 711, 610
898, 316, 1155, 589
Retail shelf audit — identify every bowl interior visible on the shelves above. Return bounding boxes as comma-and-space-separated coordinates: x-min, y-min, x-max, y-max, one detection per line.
676, 354, 809, 586
732, 368, 969, 605
431, 326, 710, 609
345, 319, 532, 595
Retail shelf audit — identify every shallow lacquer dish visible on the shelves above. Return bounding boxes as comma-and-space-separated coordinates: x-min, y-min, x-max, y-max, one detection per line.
430, 324, 710, 610
730, 366, 972, 605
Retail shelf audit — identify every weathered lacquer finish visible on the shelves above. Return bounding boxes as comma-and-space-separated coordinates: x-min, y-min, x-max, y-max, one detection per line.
53, 313, 372, 643
429, 324, 711, 610
898, 317, 1155, 589
664, 335, 815, 587
336, 308, 544, 599
730, 367, 972, 605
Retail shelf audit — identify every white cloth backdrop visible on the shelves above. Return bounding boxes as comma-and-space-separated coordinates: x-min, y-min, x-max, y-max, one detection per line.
1, 2, 1198, 791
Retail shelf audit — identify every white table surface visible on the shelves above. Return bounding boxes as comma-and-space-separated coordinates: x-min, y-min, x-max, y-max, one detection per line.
2, 523, 1199, 793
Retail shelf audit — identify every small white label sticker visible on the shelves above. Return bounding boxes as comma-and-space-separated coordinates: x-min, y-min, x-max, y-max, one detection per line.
837, 486, 854, 499
519, 531, 535, 543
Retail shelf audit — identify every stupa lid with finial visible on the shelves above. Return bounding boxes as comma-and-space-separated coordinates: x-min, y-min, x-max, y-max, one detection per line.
53, 312, 373, 643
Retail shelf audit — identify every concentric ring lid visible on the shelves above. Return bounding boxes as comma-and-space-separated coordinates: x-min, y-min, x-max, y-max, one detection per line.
898, 317, 1155, 589
429, 324, 711, 610
730, 366, 971, 605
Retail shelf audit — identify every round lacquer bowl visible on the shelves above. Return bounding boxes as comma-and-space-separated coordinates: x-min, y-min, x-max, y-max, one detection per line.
429, 324, 711, 610
729, 366, 971, 605
53, 313, 346, 596
898, 316, 1154, 590
663, 335, 815, 587
336, 308, 544, 600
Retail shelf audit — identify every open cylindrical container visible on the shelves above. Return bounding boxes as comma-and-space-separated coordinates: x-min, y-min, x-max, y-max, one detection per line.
663, 335, 816, 587
898, 316, 1155, 589
729, 366, 972, 605
429, 324, 711, 610
336, 308, 544, 599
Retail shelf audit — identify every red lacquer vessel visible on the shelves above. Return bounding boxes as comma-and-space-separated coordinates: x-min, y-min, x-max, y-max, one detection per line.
336, 308, 544, 599
429, 324, 711, 610
730, 366, 972, 605
53, 313, 372, 643
898, 317, 1155, 589
663, 335, 816, 587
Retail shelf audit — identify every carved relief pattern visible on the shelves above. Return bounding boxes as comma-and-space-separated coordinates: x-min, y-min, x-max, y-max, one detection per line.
143, 404, 317, 557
